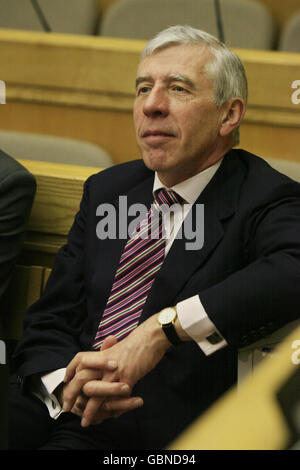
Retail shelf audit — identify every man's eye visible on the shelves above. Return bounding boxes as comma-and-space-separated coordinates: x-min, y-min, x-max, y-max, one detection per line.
172, 85, 187, 93
137, 86, 150, 95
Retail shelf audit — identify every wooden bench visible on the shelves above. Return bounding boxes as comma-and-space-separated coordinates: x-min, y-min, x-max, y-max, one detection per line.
17, 159, 102, 264
3, 265, 51, 341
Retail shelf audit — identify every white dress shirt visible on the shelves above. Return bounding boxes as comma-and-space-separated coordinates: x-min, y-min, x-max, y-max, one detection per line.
153, 160, 227, 355
35, 159, 227, 418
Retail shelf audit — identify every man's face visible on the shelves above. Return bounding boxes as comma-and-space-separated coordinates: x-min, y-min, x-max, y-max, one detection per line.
134, 44, 227, 186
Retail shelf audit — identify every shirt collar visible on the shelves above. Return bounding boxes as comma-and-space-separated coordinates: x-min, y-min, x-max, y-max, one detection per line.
153, 158, 223, 204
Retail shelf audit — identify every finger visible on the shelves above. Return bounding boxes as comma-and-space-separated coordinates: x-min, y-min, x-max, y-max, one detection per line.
64, 351, 118, 383
80, 381, 133, 428
75, 378, 130, 419
70, 394, 88, 418
82, 379, 130, 399
81, 397, 104, 427
102, 397, 144, 422
63, 368, 101, 412
64, 352, 89, 383
82, 396, 144, 427
102, 396, 144, 414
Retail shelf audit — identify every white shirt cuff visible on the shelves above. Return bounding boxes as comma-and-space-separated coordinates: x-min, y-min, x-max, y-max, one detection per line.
32, 368, 66, 420
176, 295, 227, 355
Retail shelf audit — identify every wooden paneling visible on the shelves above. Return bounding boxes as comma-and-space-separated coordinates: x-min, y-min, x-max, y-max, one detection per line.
240, 122, 300, 161
0, 29, 143, 96
3, 265, 46, 339
18, 159, 101, 260
14, 159, 102, 264
3, 264, 53, 340
18, 159, 100, 236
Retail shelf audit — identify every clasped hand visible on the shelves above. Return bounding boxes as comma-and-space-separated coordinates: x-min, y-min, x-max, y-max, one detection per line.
61, 315, 171, 427
60, 336, 143, 427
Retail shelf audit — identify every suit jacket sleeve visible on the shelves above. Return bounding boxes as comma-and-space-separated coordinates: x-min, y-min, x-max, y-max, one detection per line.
199, 182, 300, 348
0, 162, 36, 327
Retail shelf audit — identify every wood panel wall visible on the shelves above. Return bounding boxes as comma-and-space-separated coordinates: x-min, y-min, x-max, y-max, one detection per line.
17, 159, 101, 266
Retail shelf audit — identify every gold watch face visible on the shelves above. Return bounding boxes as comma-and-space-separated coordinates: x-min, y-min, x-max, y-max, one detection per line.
158, 307, 176, 325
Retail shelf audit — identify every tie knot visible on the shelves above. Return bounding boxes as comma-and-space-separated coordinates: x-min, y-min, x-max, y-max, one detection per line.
154, 188, 184, 210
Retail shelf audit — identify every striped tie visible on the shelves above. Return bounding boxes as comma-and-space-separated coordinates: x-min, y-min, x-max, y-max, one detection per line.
92, 188, 183, 350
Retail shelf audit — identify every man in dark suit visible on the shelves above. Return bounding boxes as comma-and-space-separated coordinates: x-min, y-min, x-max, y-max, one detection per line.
0, 150, 36, 449
9, 25, 300, 450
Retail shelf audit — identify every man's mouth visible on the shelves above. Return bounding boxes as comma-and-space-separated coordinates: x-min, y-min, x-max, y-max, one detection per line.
142, 130, 175, 142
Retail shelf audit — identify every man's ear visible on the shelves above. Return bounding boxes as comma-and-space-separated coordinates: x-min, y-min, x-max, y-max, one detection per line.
219, 98, 246, 137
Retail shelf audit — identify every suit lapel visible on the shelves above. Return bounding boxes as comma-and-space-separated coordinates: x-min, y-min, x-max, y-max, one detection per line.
141, 151, 244, 318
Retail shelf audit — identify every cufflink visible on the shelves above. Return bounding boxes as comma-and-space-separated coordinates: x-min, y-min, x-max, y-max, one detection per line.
206, 332, 223, 345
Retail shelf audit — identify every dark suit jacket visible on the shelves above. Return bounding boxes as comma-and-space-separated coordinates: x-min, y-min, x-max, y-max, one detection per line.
12, 149, 300, 448
0, 149, 36, 450
0, 150, 36, 335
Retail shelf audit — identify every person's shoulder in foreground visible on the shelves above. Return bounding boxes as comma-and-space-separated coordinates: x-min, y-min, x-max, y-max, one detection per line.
0, 148, 36, 181
0, 149, 36, 301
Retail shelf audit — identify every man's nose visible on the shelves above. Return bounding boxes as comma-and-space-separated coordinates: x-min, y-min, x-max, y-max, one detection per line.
143, 87, 169, 117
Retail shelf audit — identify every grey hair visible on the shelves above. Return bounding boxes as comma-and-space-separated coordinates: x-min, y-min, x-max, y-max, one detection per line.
140, 25, 248, 146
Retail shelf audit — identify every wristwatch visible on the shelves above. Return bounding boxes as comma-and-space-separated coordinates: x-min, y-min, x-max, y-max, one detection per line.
157, 307, 182, 346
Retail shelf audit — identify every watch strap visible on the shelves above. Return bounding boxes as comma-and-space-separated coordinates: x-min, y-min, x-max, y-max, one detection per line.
162, 322, 182, 346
